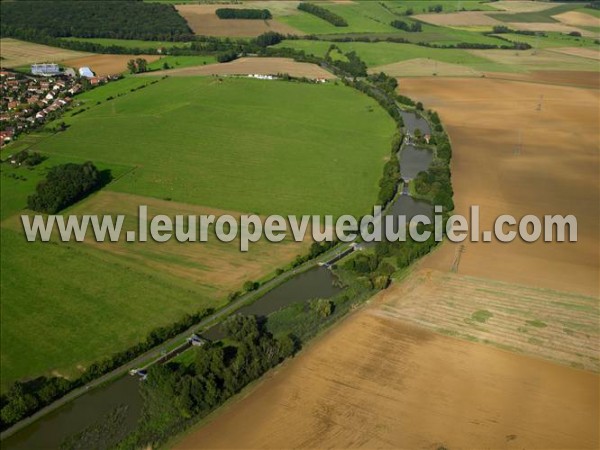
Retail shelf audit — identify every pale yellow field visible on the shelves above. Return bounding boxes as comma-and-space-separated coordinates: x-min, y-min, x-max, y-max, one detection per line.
553, 10, 600, 28
469, 48, 600, 71
370, 58, 482, 77
176, 4, 302, 37
0, 38, 90, 68
548, 46, 600, 61
488, 1, 565, 13
508, 21, 595, 37
140, 57, 335, 79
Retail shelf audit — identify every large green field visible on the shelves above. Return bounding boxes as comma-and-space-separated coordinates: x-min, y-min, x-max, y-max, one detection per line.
31, 76, 396, 217
0, 75, 396, 388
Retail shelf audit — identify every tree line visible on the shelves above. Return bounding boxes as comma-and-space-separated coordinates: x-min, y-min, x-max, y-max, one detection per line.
297, 2, 348, 27
215, 8, 272, 20
1, 1, 193, 41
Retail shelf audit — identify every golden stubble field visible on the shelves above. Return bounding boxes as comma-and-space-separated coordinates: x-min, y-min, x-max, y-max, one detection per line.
176, 4, 301, 37
400, 75, 599, 297
174, 285, 599, 449
0, 38, 90, 67
141, 57, 335, 79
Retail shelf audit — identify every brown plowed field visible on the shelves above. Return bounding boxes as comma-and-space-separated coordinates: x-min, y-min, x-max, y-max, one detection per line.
62, 54, 160, 76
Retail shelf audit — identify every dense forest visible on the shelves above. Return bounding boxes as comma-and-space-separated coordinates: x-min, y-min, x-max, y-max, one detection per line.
27, 162, 105, 214
0, 1, 193, 41
215, 8, 272, 19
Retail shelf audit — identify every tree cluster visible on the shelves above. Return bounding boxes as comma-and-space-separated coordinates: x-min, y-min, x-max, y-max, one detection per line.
8, 150, 44, 167
390, 20, 422, 32
27, 162, 104, 214
1, 1, 193, 41
120, 315, 296, 449
127, 58, 148, 74
297, 2, 348, 27
215, 8, 272, 20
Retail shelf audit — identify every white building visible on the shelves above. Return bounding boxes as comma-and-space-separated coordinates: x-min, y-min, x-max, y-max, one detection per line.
78, 67, 94, 78
31, 63, 60, 76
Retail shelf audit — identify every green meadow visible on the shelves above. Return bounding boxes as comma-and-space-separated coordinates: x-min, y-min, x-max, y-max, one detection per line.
31, 76, 397, 217
275, 39, 513, 71
1, 75, 396, 387
0, 226, 219, 389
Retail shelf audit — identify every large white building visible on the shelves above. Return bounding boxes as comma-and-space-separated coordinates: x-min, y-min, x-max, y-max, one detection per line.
78, 67, 95, 78
31, 63, 60, 76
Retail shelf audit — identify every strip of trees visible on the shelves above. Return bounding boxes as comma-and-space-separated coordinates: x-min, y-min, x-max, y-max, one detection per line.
215, 8, 272, 19
297, 2, 348, 27
391, 20, 422, 32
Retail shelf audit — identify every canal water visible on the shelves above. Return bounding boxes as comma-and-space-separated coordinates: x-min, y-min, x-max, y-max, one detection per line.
2, 110, 434, 450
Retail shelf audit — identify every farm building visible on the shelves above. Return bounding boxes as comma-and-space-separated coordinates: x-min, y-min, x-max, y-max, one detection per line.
31, 63, 60, 76
78, 67, 94, 78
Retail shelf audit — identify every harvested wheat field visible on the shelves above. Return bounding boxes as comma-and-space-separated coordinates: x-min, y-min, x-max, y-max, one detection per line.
488, 1, 564, 13
469, 48, 599, 71
62, 54, 160, 76
414, 11, 502, 26
485, 69, 600, 88
377, 268, 599, 371
174, 291, 599, 449
399, 76, 599, 297
370, 58, 482, 77
553, 10, 600, 28
176, 4, 301, 37
141, 57, 335, 79
548, 46, 600, 61
0, 38, 90, 68
508, 21, 594, 37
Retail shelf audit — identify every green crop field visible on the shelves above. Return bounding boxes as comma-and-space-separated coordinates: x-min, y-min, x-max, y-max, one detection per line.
275, 39, 513, 71
30, 76, 396, 217
492, 3, 580, 23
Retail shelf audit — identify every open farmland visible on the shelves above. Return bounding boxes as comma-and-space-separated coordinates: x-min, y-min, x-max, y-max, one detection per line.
176, 4, 302, 37
370, 58, 482, 77
399, 76, 599, 297
61, 54, 161, 76
468, 48, 600, 72
414, 11, 502, 27
142, 57, 336, 79
553, 10, 600, 27
0, 75, 396, 388
376, 269, 599, 371
275, 40, 512, 71
488, 1, 565, 13
174, 292, 599, 449
0, 38, 90, 68
27, 76, 395, 217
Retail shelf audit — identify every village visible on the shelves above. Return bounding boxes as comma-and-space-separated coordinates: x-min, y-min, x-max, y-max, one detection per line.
0, 64, 117, 147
